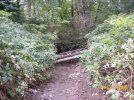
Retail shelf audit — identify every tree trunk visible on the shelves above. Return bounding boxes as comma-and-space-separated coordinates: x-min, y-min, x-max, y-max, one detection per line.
94, 0, 101, 22
17, 0, 20, 8
71, 0, 74, 17
74, 0, 93, 35
27, 0, 31, 17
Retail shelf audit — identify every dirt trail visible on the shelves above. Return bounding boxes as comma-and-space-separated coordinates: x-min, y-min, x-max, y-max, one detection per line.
25, 61, 107, 100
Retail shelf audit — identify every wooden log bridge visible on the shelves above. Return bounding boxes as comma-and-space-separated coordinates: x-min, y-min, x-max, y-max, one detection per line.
55, 48, 86, 63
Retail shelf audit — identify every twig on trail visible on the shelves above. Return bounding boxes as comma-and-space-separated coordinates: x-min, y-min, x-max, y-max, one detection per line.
0, 94, 3, 100
118, 76, 134, 85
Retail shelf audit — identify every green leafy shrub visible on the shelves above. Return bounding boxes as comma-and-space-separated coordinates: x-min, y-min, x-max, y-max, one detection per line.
81, 14, 134, 99
24, 24, 47, 34
0, 15, 56, 99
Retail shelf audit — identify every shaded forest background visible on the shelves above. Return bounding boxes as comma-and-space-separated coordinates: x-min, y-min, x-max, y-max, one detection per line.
1, 0, 134, 53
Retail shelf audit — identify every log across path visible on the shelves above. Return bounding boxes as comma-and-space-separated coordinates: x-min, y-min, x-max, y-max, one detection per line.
55, 48, 87, 63
24, 61, 108, 100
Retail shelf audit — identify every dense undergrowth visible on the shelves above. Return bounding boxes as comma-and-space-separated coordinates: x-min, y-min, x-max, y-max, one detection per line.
0, 11, 56, 99
81, 14, 134, 99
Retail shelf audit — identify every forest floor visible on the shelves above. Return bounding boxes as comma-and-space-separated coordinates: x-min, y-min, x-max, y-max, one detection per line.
24, 61, 109, 100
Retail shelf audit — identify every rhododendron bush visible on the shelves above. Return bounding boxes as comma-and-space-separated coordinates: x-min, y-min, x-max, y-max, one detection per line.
0, 14, 56, 99
81, 14, 134, 99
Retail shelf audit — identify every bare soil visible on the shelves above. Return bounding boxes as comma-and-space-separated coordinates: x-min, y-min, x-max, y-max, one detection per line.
24, 61, 108, 100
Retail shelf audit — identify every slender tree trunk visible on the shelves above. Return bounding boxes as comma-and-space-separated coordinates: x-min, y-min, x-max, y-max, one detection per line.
16, 0, 20, 19
115, 0, 120, 14
74, 0, 93, 35
27, 0, 31, 17
71, 0, 74, 17
95, 0, 101, 22
75, 0, 82, 15
33, 0, 36, 15
128, 0, 133, 13
17, 0, 20, 8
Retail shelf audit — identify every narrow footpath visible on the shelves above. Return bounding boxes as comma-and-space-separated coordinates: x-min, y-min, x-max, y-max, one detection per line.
25, 61, 108, 100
